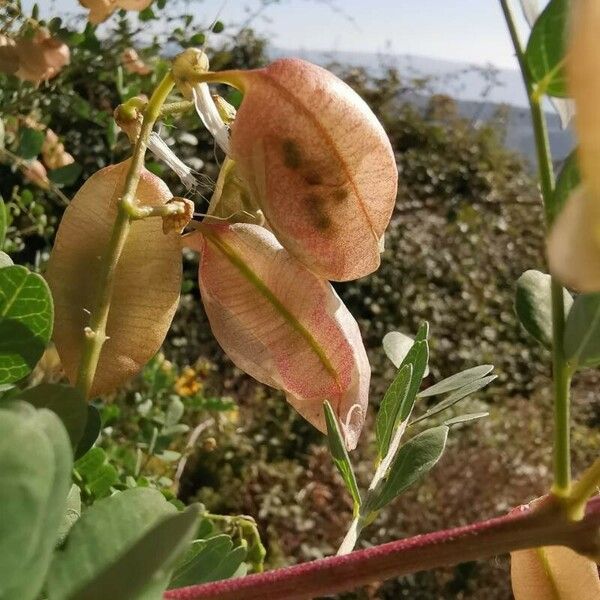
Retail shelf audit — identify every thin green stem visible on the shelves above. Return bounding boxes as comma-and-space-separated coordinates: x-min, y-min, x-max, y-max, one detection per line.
550, 278, 571, 495
75, 72, 175, 398
160, 100, 195, 116
566, 458, 600, 520
500, 0, 571, 495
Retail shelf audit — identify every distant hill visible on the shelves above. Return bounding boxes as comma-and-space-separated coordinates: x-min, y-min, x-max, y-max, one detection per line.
269, 47, 573, 165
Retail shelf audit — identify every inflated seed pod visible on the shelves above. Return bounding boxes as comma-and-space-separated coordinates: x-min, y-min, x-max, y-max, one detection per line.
203, 58, 398, 281
548, 1, 600, 290
186, 222, 370, 449
46, 160, 182, 396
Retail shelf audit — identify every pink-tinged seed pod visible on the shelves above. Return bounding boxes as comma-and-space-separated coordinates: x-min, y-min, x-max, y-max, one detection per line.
215, 58, 398, 281
547, 187, 600, 291
186, 222, 370, 449
46, 161, 182, 396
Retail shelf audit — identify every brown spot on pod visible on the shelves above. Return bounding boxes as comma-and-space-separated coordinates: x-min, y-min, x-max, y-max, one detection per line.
304, 170, 323, 186
222, 58, 398, 281
305, 193, 332, 231
281, 138, 302, 170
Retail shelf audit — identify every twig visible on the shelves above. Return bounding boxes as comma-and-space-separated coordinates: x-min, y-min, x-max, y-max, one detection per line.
164, 495, 600, 600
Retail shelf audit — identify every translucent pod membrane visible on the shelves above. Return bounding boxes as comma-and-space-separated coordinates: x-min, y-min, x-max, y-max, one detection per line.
548, 1, 600, 291
511, 545, 600, 599
547, 187, 600, 291
186, 223, 370, 449
569, 0, 600, 200
46, 161, 182, 396
218, 58, 398, 281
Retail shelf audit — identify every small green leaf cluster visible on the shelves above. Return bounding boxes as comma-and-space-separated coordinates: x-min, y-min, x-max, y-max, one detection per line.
325, 323, 495, 551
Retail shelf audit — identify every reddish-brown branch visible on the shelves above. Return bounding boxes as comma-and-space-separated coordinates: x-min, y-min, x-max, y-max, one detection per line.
165, 496, 600, 600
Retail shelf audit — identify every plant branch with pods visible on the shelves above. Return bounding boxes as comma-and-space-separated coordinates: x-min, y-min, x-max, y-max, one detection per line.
1, 1, 600, 599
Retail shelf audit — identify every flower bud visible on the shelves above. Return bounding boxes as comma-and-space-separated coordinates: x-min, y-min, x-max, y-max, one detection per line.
121, 48, 151, 75
212, 94, 236, 125
22, 160, 49, 189
42, 129, 74, 170
186, 222, 370, 449
207, 59, 398, 281
162, 197, 195, 234
172, 48, 210, 99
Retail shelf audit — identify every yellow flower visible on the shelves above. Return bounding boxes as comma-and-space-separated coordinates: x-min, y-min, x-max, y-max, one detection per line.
174, 367, 201, 397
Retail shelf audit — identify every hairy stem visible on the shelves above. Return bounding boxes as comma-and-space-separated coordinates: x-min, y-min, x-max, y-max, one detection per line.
75, 72, 175, 398
165, 496, 600, 600
499, 0, 571, 495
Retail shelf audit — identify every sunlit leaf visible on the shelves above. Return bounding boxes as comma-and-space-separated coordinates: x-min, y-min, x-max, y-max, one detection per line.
73, 447, 117, 499
418, 365, 493, 398
515, 270, 572, 348
564, 292, 600, 369
0, 265, 53, 385
324, 400, 361, 511
511, 545, 600, 599
0, 403, 72, 600
57, 484, 81, 545
48, 162, 83, 186
17, 128, 44, 160
186, 223, 370, 450
0, 252, 12, 268
444, 411, 489, 426
369, 425, 448, 511
375, 364, 412, 459
552, 151, 580, 222
412, 375, 497, 424
220, 58, 398, 281
46, 161, 182, 396
169, 535, 247, 589
525, 0, 568, 97
382, 331, 412, 369
47, 488, 199, 600
519, 0, 539, 26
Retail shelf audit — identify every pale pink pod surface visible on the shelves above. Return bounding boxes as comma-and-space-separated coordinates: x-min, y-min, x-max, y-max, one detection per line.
46, 161, 182, 396
547, 187, 600, 291
569, 0, 600, 200
188, 222, 370, 449
548, 0, 600, 291
511, 545, 600, 599
226, 58, 398, 281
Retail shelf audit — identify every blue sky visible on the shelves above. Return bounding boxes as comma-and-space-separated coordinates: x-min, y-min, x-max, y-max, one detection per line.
30, 0, 531, 70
